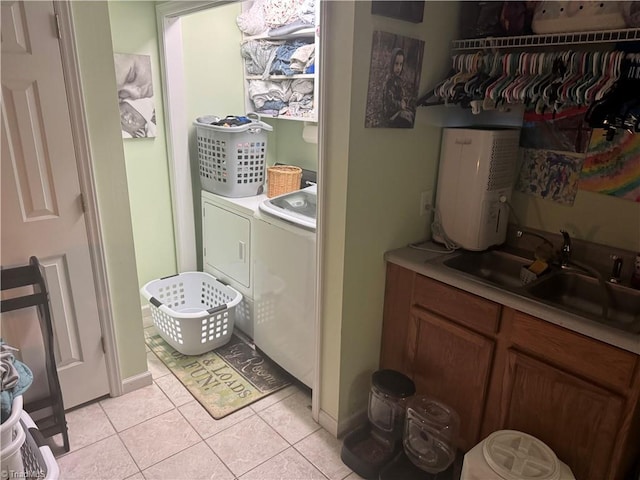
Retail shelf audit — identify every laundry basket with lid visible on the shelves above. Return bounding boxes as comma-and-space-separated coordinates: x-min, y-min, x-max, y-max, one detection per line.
141, 271, 242, 355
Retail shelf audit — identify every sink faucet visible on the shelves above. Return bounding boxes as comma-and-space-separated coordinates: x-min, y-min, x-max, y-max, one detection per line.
557, 230, 612, 319
560, 230, 572, 266
516, 230, 554, 248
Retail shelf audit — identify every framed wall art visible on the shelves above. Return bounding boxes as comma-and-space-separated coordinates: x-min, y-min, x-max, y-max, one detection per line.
114, 53, 157, 139
365, 31, 424, 129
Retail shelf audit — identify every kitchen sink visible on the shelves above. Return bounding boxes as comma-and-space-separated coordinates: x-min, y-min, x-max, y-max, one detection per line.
442, 249, 533, 290
438, 248, 640, 334
526, 272, 640, 333
259, 184, 316, 230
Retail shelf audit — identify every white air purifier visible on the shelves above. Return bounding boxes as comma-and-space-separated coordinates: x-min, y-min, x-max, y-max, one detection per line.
433, 128, 521, 251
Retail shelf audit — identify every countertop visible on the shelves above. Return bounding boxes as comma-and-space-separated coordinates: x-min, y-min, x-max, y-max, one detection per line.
201, 189, 316, 235
385, 243, 640, 355
201, 189, 265, 216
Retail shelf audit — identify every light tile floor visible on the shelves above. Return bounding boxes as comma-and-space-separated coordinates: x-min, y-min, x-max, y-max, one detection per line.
50, 346, 362, 480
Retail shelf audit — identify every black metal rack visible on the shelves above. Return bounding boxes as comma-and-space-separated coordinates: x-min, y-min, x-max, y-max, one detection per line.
1, 256, 70, 453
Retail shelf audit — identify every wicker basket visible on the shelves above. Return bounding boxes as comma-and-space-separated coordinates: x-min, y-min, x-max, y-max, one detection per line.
267, 166, 302, 198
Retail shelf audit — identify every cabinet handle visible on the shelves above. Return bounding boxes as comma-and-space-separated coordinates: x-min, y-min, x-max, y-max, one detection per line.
239, 241, 246, 262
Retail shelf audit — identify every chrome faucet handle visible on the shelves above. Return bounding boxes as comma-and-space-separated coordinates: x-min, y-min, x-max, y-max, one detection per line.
560, 230, 571, 264
609, 256, 623, 284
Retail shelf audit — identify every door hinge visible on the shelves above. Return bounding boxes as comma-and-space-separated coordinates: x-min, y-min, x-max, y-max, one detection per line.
54, 13, 62, 39
204, 247, 207, 257
100, 336, 106, 354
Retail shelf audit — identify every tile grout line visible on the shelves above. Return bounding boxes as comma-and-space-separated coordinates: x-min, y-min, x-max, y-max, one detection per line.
99, 383, 179, 473
95, 402, 144, 477
174, 399, 243, 477
217, 412, 290, 477
291, 433, 349, 480
59, 362, 341, 479
103, 383, 175, 435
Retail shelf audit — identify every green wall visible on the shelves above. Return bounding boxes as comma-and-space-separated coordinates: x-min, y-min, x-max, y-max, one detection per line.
71, 1, 147, 381
182, 3, 245, 266
320, 0, 461, 428
181, 4, 319, 268
108, 1, 177, 288
512, 190, 640, 252
86, 0, 639, 425
319, 0, 355, 425
269, 120, 318, 171
320, 0, 639, 430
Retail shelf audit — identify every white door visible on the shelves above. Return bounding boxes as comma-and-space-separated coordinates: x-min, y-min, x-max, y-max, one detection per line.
1, 1, 110, 408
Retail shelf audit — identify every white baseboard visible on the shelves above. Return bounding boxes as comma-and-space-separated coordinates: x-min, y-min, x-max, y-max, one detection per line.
141, 304, 153, 328
121, 370, 153, 394
318, 407, 367, 438
318, 409, 338, 437
337, 408, 367, 438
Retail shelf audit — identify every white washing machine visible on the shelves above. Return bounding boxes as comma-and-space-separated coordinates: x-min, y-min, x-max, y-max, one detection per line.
252, 208, 316, 388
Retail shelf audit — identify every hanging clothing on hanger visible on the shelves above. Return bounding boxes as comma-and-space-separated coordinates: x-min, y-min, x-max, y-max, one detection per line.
429, 49, 633, 125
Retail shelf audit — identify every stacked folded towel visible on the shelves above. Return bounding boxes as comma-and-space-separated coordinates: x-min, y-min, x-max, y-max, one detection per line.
1, 341, 33, 423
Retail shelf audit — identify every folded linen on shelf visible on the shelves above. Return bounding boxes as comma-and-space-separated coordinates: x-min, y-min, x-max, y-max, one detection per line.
289, 43, 315, 73
248, 79, 293, 109
270, 40, 313, 76
237, 0, 316, 36
241, 40, 283, 78
286, 96, 314, 116
236, 0, 267, 35
291, 78, 313, 95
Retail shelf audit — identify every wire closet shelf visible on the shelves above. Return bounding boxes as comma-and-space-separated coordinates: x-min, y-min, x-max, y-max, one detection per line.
452, 28, 640, 51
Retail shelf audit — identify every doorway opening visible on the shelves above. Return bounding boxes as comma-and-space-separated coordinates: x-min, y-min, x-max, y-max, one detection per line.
156, 0, 325, 421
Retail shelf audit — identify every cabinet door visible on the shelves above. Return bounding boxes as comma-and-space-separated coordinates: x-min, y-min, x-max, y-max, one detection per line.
380, 264, 414, 372
202, 201, 250, 288
408, 307, 495, 451
498, 350, 624, 480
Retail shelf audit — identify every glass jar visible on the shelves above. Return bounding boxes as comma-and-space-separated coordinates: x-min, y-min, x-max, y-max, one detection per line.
368, 370, 416, 443
403, 395, 460, 474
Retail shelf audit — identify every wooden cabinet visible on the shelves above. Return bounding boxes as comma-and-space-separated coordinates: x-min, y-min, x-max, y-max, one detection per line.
381, 263, 640, 480
407, 307, 495, 451
495, 349, 624, 480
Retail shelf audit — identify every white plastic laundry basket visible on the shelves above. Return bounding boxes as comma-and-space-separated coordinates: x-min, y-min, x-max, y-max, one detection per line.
141, 272, 242, 355
195, 113, 273, 198
1, 395, 23, 447
1, 412, 25, 480
19, 410, 60, 480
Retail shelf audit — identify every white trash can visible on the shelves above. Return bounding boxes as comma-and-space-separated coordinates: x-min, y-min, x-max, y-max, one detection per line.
461, 430, 575, 480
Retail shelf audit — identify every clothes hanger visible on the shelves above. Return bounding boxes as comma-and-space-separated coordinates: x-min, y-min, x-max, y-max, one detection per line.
579, 51, 607, 105
571, 52, 594, 105
586, 52, 637, 132
538, 52, 569, 114
486, 53, 518, 109
527, 52, 557, 110
503, 52, 528, 104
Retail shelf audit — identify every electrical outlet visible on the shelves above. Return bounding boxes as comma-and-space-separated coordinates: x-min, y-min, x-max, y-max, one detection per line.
420, 190, 433, 216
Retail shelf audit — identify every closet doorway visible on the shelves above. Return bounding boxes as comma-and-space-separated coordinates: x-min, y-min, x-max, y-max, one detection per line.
156, 0, 325, 421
